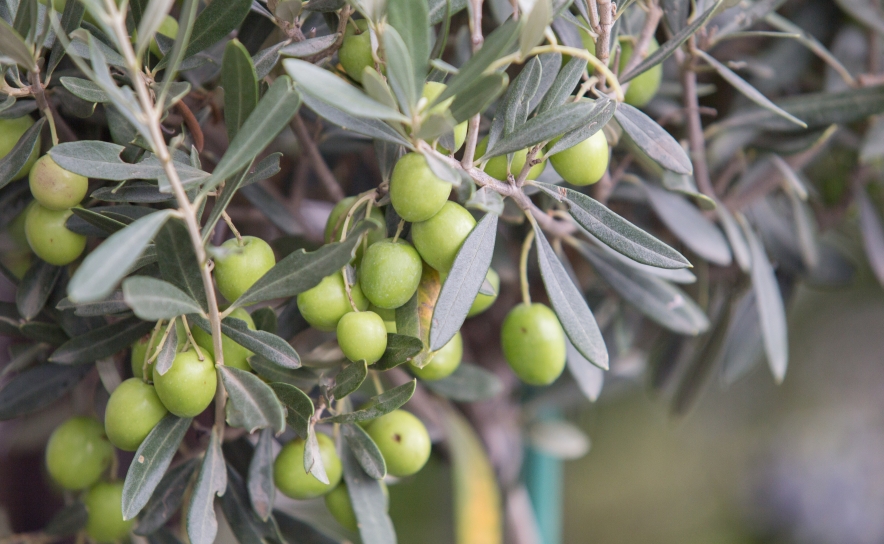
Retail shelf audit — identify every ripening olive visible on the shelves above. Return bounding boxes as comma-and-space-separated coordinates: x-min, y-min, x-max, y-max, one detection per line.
83, 481, 134, 543
410, 331, 462, 381
297, 273, 369, 331
325, 481, 389, 531
274, 433, 342, 499
339, 20, 373, 83
500, 303, 566, 385
619, 38, 662, 107
337, 310, 388, 364
24, 202, 86, 266
370, 304, 397, 333
29, 155, 88, 211
0, 116, 40, 181
548, 130, 609, 186
152, 348, 217, 417
324, 196, 386, 247
45, 417, 113, 490
213, 236, 276, 303
389, 153, 452, 223
467, 268, 499, 317
476, 136, 547, 181
365, 410, 431, 477
412, 201, 476, 273
422, 81, 468, 152
104, 378, 168, 451
130, 320, 187, 379
359, 239, 422, 309
193, 307, 255, 372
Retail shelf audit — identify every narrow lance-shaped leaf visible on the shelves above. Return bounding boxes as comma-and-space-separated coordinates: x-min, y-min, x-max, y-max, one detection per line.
178, 0, 251, 61
122, 415, 193, 520
17, 259, 62, 321
248, 428, 275, 521
422, 363, 504, 402
341, 442, 397, 544
0, 117, 44, 189
0, 364, 91, 421
190, 314, 300, 369
545, 97, 616, 156
44, 502, 88, 537
201, 76, 302, 195
374, 333, 425, 371
0, 17, 37, 71
218, 365, 287, 433
533, 181, 691, 269
537, 57, 587, 114
573, 241, 710, 335
222, 39, 259, 141
696, 49, 805, 129
283, 59, 409, 123
643, 183, 732, 266
220, 464, 277, 543
566, 339, 604, 402
388, 0, 429, 86
186, 429, 227, 544
304, 424, 329, 484
134, 459, 199, 536
430, 213, 497, 351
382, 26, 419, 117
342, 423, 386, 479
614, 103, 693, 175
232, 218, 381, 307
532, 224, 609, 370
154, 320, 179, 376
50, 317, 155, 365
739, 216, 788, 384
268, 382, 314, 438
323, 380, 416, 424
68, 210, 175, 303
123, 276, 204, 321
620, 1, 722, 83
331, 361, 368, 400
156, 219, 207, 311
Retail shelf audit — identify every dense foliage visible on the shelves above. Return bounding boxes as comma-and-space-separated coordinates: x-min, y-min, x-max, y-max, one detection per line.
0, 0, 882, 542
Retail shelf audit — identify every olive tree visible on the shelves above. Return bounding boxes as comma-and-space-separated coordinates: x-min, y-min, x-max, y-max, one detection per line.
0, 0, 880, 542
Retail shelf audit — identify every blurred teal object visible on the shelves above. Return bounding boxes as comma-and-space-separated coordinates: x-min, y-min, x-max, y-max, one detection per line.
525, 408, 563, 544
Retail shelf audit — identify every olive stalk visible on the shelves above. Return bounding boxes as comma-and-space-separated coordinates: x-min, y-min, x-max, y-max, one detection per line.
100, 0, 228, 428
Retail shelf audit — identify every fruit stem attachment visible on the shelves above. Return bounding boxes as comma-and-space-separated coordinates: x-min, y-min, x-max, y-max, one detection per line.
370, 370, 384, 395
180, 316, 205, 361
342, 268, 359, 312
392, 219, 405, 243
146, 318, 177, 368
221, 211, 243, 246
339, 193, 375, 242
519, 227, 535, 306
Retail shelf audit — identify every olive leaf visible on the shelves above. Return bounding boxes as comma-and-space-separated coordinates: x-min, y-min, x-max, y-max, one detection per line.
218, 365, 287, 433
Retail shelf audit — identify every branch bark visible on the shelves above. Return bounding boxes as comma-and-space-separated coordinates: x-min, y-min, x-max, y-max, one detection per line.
291, 114, 345, 201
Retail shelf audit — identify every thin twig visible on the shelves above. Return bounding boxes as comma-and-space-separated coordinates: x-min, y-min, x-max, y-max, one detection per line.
291, 114, 345, 201
681, 42, 715, 197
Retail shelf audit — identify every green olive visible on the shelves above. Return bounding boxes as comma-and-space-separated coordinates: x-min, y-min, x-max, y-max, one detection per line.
500, 303, 566, 385
297, 273, 369, 331
29, 155, 88, 211
325, 481, 389, 531
152, 348, 217, 417
412, 201, 476, 273
104, 378, 168, 451
365, 409, 431, 477
410, 331, 462, 381
339, 20, 373, 83
476, 136, 546, 181
619, 38, 662, 107
213, 236, 276, 303
274, 433, 343, 499
337, 310, 388, 364
83, 481, 134, 543
389, 152, 452, 223
369, 304, 397, 333
45, 417, 113, 490
548, 130, 609, 186
359, 239, 422, 309
0, 116, 40, 181
193, 307, 255, 372
24, 202, 86, 266
324, 196, 386, 246
422, 81, 468, 152
130, 320, 187, 379
467, 268, 499, 317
